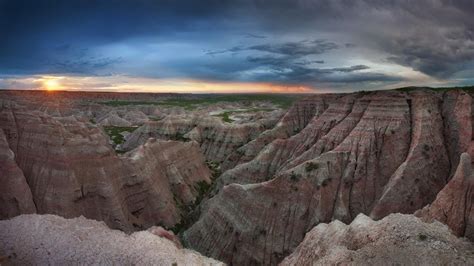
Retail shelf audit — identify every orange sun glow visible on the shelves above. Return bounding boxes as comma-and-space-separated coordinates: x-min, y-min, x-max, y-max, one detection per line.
43, 79, 61, 91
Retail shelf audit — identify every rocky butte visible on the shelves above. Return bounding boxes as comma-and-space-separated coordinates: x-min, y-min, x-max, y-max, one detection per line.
1, 88, 474, 265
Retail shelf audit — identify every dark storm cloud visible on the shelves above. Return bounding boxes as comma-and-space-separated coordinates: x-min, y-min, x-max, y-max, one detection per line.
0, 0, 473, 89
206, 39, 339, 56
244, 33, 267, 39
0, 0, 236, 74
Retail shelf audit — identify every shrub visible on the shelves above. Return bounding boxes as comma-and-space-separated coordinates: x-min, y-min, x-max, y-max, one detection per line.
305, 162, 319, 172
418, 233, 428, 241
290, 173, 298, 181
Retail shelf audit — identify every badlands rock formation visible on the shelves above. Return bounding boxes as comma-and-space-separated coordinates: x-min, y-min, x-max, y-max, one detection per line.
122, 139, 212, 229
416, 152, 474, 241
123, 112, 282, 163
0, 129, 36, 219
222, 94, 337, 170
281, 213, 474, 265
0, 214, 223, 265
184, 89, 474, 265
0, 101, 212, 231
1, 88, 474, 265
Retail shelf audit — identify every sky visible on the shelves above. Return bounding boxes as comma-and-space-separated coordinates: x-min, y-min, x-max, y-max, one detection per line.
1, 0, 474, 93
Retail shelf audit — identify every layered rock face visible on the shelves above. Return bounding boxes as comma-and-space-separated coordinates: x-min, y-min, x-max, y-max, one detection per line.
2, 89, 474, 265
0, 214, 223, 265
370, 91, 450, 218
123, 114, 280, 163
122, 139, 212, 228
0, 104, 134, 231
184, 89, 471, 265
0, 129, 36, 219
97, 109, 150, 126
217, 93, 366, 188
416, 153, 474, 241
222, 94, 337, 171
0, 103, 212, 231
281, 213, 474, 265
441, 90, 472, 175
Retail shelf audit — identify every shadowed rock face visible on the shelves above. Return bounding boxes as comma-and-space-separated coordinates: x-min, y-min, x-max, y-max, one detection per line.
122, 139, 212, 229
416, 153, 474, 241
184, 89, 473, 265
0, 102, 212, 231
0, 129, 36, 219
280, 213, 474, 265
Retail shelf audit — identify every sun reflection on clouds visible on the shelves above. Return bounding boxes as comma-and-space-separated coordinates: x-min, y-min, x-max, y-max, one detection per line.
3, 75, 319, 94
38, 76, 65, 91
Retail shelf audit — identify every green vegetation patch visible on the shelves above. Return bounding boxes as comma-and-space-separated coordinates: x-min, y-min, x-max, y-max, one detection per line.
212, 108, 276, 123
206, 160, 222, 179
305, 162, 319, 172
103, 126, 138, 146
170, 161, 221, 235
396, 85, 474, 93
418, 233, 428, 241
100, 94, 301, 110
214, 111, 234, 123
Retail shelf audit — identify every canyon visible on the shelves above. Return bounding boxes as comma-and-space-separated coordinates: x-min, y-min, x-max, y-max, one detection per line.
1, 88, 474, 265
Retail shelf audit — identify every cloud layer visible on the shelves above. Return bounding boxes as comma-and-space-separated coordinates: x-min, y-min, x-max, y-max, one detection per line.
0, 0, 473, 91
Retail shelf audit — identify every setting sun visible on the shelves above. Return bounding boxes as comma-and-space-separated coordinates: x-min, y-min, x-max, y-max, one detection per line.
43, 79, 61, 91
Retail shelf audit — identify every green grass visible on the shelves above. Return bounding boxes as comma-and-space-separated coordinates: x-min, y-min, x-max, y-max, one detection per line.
148, 116, 162, 121
212, 107, 276, 123
206, 160, 222, 179
396, 85, 474, 93
214, 111, 234, 123
100, 94, 300, 110
170, 161, 221, 235
103, 126, 138, 146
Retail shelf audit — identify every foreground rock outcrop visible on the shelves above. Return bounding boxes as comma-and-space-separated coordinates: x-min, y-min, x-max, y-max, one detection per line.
416, 153, 474, 241
281, 213, 474, 265
0, 214, 223, 265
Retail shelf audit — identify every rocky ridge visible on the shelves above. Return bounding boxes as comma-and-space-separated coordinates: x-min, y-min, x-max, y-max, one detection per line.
183, 89, 474, 265
0, 101, 212, 231
123, 112, 283, 163
0, 129, 36, 219
416, 152, 474, 241
281, 213, 474, 265
0, 214, 223, 265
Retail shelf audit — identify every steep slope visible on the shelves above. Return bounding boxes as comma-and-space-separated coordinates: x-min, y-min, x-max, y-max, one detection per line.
184, 89, 469, 265
0, 105, 133, 231
217, 93, 364, 188
0, 214, 223, 265
0, 103, 212, 231
122, 138, 212, 229
222, 94, 337, 170
370, 91, 450, 218
0, 129, 36, 219
416, 153, 474, 241
280, 213, 474, 265
441, 90, 472, 176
